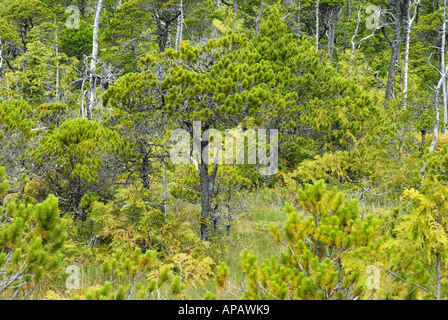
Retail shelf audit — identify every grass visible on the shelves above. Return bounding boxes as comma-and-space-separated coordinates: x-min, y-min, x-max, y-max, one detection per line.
186, 191, 287, 299
23, 184, 401, 300
24, 190, 286, 300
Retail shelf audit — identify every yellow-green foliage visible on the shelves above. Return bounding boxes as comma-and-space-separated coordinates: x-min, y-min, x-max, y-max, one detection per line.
70, 247, 213, 300
0, 167, 67, 299
89, 181, 205, 256
217, 180, 383, 300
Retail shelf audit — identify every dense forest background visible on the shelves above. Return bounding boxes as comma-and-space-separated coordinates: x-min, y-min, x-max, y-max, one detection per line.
1, 0, 448, 300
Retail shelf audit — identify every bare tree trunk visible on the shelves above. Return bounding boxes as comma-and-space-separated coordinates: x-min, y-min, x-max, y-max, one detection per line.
80, 0, 87, 18
175, 0, 184, 50
442, 0, 448, 132
254, 0, 264, 37
86, 0, 103, 121
403, 0, 421, 109
351, 7, 383, 76
297, 1, 302, 37
0, 37, 3, 73
436, 253, 441, 300
199, 159, 212, 241
326, 6, 340, 62
421, 75, 443, 178
430, 102, 440, 155
316, 0, 320, 52
162, 161, 167, 217
55, 26, 60, 102
350, 7, 363, 76
382, 25, 400, 100
167, 25, 172, 49
403, 0, 412, 108
382, 0, 405, 101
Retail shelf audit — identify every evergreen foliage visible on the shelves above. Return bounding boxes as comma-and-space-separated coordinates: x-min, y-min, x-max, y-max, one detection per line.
2, 0, 448, 301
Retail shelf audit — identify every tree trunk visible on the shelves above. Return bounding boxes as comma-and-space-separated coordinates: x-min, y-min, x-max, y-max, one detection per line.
297, 1, 302, 37
386, 46, 398, 101
403, 0, 412, 108
197, 124, 219, 241
327, 6, 340, 62
86, 0, 103, 121
419, 129, 426, 157
175, 0, 184, 50
55, 26, 60, 102
0, 37, 3, 73
154, 11, 180, 53
403, 0, 421, 109
316, 0, 320, 52
442, 0, 447, 132
199, 160, 212, 241
436, 253, 441, 300
430, 101, 440, 155
421, 76, 442, 179
349, 6, 363, 76
254, 0, 264, 37
382, 0, 405, 101
162, 161, 167, 217
382, 25, 400, 100
159, 30, 168, 53
80, 0, 87, 18
139, 141, 151, 190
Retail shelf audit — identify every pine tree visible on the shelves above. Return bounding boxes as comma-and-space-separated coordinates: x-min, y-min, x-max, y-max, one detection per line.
253, 8, 383, 169
0, 100, 37, 205
29, 118, 125, 222
0, 166, 67, 299
218, 180, 383, 299
103, 31, 277, 241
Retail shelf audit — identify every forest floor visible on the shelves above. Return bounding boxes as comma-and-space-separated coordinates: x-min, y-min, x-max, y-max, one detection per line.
33, 186, 399, 300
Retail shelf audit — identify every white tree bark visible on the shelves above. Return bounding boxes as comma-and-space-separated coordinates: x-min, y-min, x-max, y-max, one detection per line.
403, 0, 421, 110
297, 1, 302, 37
162, 161, 167, 217
326, 6, 340, 62
442, 0, 448, 132
55, 27, 60, 102
316, 0, 320, 52
254, 0, 264, 37
0, 37, 3, 72
436, 253, 441, 300
430, 100, 439, 154
350, 6, 385, 76
175, 0, 184, 50
421, 69, 444, 179
87, 0, 103, 120
349, 7, 363, 77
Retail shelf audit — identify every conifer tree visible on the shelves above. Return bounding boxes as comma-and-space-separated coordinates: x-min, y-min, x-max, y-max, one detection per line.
0, 0, 52, 54
0, 166, 67, 299
103, 31, 277, 241
29, 118, 126, 222
252, 9, 382, 169
218, 180, 383, 300
0, 100, 37, 205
